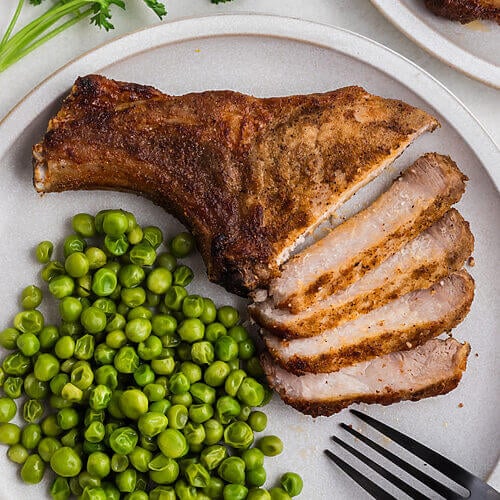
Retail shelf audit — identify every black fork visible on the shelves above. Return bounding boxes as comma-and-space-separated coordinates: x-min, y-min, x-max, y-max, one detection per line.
325, 409, 500, 499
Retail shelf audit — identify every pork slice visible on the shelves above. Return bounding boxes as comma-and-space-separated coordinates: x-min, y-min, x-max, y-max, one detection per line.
263, 270, 474, 374
250, 209, 473, 338
270, 153, 467, 313
261, 338, 470, 417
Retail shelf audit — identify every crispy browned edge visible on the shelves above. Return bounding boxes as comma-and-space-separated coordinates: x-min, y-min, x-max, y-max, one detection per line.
278, 154, 468, 313
32, 75, 439, 298
251, 209, 474, 338
264, 271, 475, 375
263, 342, 470, 417
425, 0, 500, 24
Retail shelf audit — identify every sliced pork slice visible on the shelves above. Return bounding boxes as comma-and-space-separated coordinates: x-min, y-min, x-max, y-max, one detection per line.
263, 270, 474, 374
261, 338, 470, 417
250, 209, 474, 338
270, 153, 467, 313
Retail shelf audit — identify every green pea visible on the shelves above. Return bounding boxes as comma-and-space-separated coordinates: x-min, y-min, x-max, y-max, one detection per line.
118, 264, 145, 288
148, 453, 179, 485
216, 396, 241, 425
128, 225, 143, 245
49, 274, 75, 299
203, 477, 225, 499
58, 296, 83, 323
191, 341, 214, 365
128, 446, 152, 473
71, 362, 94, 389
121, 287, 146, 307
203, 419, 223, 446
119, 389, 149, 420
144, 382, 166, 402
0, 397, 17, 422
246, 356, 265, 378
150, 485, 176, 500
257, 435, 283, 456
61, 382, 83, 402
103, 211, 129, 237
200, 444, 227, 471
190, 382, 216, 405
49, 446, 82, 477
54, 336, 75, 360
149, 399, 171, 415
170, 392, 192, 408
89, 385, 112, 410
21, 423, 42, 449
116, 468, 137, 492
280, 472, 303, 497
147, 267, 172, 295
15, 332, 39, 356
215, 335, 239, 361
41, 260, 65, 282
106, 312, 126, 332
36, 241, 54, 263
111, 453, 129, 472
106, 329, 127, 349
86, 451, 111, 478
34, 353, 59, 381
224, 484, 249, 500
204, 360, 231, 387
109, 427, 138, 455
7, 442, 29, 464
65, 251, 90, 278
181, 294, 204, 319
173, 265, 194, 287
94, 343, 116, 365
169, 232, 195, 258
92, 268, 118, 297
158, 428, 187, 459
37, 436, 61, 462
248, 411, 268, 432
72, 213, 96, 237
21, 453, 45, 484
61, 428, 79, 447
237, 377, 265, 407
0, 327, 19, 350
168, 372, 190, 395
23, 399, 43, 423
14, 309, 44, 334
39, 325, 60, 351
114, 346, 140, 373
74, 334, 95, 361
164, 285, 187, 311
64, 234, 87, 257
125, 317, 151, 342
269, 488, 292, 500
129, 241, 156, 266
3, 351, 31, 376
180, 361, 202, 384
50, 476, 71, 500
141, 226, 163, 249
0, 422, 20, 444
218, 456, 246, 484
138, 411, 168, 438
21, 285, 43, 309
157, 252, 177, 271
217, 306, 240, 328
4, 376, 23, 398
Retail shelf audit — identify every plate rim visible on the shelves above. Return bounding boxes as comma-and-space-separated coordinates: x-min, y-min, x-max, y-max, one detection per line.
370, 0, 500, 89
0, 12, 499, 482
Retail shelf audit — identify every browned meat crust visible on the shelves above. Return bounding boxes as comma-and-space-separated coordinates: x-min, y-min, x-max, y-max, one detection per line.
250, 209, 474, 338
33, 74, 438, 296
265, 344, 470, 417
265, 271, 474, 374
425, 0, 500, 24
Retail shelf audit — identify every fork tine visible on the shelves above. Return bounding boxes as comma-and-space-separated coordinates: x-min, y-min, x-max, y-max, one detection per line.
324, 449, 397, 500
350, 410, 483, 490
340, 423, 461, 499
332, 435, 430, 500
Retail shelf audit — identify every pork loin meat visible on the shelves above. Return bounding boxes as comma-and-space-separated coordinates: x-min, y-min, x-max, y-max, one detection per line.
262, 338, 470, 417
269, 153, 467, 313
250, 209, 473, 338
263, 270, 474, 374
33, 75, 439, 296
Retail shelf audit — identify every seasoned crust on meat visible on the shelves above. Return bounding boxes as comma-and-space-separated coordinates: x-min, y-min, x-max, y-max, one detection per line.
425, 0, 500, 24
33, 74, 439, 296
261, 339, 470, 417
250, 209, 474, 338
263, 271, 474, 374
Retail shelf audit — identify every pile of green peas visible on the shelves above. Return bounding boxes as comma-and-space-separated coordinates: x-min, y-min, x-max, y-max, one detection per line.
0, 209, 303, 500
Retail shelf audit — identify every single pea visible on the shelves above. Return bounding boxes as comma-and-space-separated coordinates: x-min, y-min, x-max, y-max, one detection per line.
54, 335, 76, 359
181, 295, 205, 319
76, 274, 92, 297
111, 453, 129, 473
170, 392, 192, 408
168, 372, 190, 395
81, 306, 107, 334
242, 448, 265, 470
0, 422, 20, 444
106, 329, 127, 349
200, 444, 227, 471
40, 260, 65, 282
78, 470, 101, 489
142, 226, 163, 249
191, 341, 214, 365
59, 296, 83, 322
21, 423, 42, 449
129, 241, 156, 266
280, 472, 303, 497
7, 442, 29, 464
224, 484, 249, 500
13, 309, 44, 334
164, 285, 187, 311
92, 268, 118, 297
204, 360, 231, 387
269, 488, 292, 500
216, 396, 241, 425
0, 327, 19, 350
3, 376, 23, 398
50, 446, 83, 477
203, 477, 225, 499
170, 232, 195, 258
48, 275, 75, 299
188, 403, 214, 424
50, 476, 71, 500
71, 361, 94, 389
106, 313, 126, 332
246, 466, 266, 488
237, 377, 265, 407
72, 213, 96, 237
125, 317, 151, 343
246, 356, 265, 378
238, 339, 256, 360
94, 343, 116, 365
257, 435, 283, 456
248, 411, 268, 432
180, 361, 202, 385
61, 428, 79, 447
119, 389, 149, 420
128, 446, 153, 473
41, 415, 62, 438
61, 383, 83, 403
121, 287, 146, 308
109, 427, 139, 455
190, 383, 216, 405
3, 351, 31, 376
173, 265, 194, 287
34, 353, 60, 381
178, 318, 205, 343
147, 267, 172, 295
16, 332, 40, 356
151, 356, 176, 376
0, 397, 17, 423
36, 241, 54, 263
89, 385, 112, 410
21, 285, 43, 310
144, 382, 166, 402
218, 456, 246, 484
114, 346, 140, 374
118, 264, 145, 288
39, 325, 60, 351
203, 419, 224, 446
74, 334, 95, 361
65, 251, 90, 278
93, 297, 117, 315
148, 453, 179, 485
199, 298, 217, 324
128, 225, 143, 245
57, 408, 80, 430
138, 411, 168, 438
103, 211, 129, 237
247, 489, 272, 500
224, 421, 254, 449
156, 252, 177, 271
20, 453, 45, 484
157, 428, 187, 459
87, 451, 111, 478
217, 305, 240, 328
37, 436, 61, 462
215, 335, 239, 362
85, 247, 107, 270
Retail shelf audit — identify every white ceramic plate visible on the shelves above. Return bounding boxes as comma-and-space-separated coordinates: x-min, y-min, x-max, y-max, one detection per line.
0, 14, 499, 499
371, 0, 500, 88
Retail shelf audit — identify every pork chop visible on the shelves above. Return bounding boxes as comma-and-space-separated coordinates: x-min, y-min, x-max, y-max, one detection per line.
269, 153, 467, 313
250, 209, 473, 338
425, 0, 500, 24
263, 270, 474, 374
32, 74, 438, 296
261, 338, 470, 416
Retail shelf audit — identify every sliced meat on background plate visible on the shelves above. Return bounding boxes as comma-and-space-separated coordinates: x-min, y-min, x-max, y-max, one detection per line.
269, 153, 467, 313
33, 74, 439, 296
263, 270, 474, 374
250, 209, 474, 338
261, 338, 470, 417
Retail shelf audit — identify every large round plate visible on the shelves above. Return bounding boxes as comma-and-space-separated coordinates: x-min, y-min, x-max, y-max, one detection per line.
0, 14, 498, 498
371, 0, 500, 88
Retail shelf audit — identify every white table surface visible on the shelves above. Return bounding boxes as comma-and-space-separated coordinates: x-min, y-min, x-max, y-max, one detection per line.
0, 0, 499, 492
